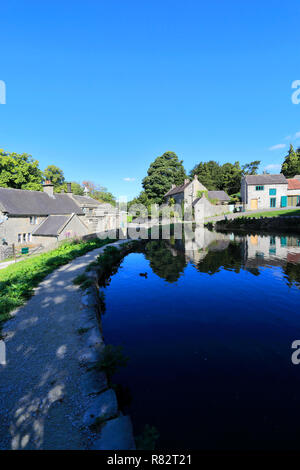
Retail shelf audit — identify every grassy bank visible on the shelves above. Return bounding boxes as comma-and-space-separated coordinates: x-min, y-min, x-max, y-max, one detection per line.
0, 237, 115, 326
245, 209, 300, 218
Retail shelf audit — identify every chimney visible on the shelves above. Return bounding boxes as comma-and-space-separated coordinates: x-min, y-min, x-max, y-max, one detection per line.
171, 184, 176, 189
66, 182, 72, 194
84, 186, 89, 196
193, 174, 198, 180
43, 180, 54, 197
184, 178, 190, 184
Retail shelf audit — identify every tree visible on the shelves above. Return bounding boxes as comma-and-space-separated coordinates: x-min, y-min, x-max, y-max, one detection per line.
0, 149, 43, 190
242, 160, 261, 175
93, 191, 116, 206
190, 161, 221, 190
220, 161, 242, 195
190, 159, 260, 195
281, 145, 300, 177
142, 151, 187, 203
82, 180, 116, 205
59, 181, 84, 195
44, 165, 65, 188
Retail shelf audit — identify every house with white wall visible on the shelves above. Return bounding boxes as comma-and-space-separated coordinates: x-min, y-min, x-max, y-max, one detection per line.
241, 174, 289, 210
241, 174, 300, 211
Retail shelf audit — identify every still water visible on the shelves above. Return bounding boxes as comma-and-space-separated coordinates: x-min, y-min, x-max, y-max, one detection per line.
101, 229, 300, 450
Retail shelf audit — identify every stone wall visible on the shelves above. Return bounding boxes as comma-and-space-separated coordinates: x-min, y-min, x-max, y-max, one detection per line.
77, 241, 136, 450
194, 196, 229, 223
0, 245, 13, 261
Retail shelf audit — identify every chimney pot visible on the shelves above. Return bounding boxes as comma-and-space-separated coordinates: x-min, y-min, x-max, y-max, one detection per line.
43, 180, 54, 197
184, 178, 190, 184
66, 182, 72, 193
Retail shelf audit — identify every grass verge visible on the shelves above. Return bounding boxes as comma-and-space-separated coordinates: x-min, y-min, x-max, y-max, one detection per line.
245, 209, 300, 218
0, 237, 115, 328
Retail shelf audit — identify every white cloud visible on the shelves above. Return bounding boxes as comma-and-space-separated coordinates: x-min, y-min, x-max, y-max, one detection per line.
268, 143, 286, 151
123, 177, 136, 182
294, 131, 300, 139
264, 164, 281, 172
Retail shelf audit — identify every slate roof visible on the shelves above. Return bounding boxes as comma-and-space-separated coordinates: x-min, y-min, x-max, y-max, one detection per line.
288, 179, 300, 190
207, 190, 230, 202
0, 187, 84, 215
32, 215, 71, 236
192, 190, 230, 206
165, 181, 191, 196
244, 174, 287, 185
72, 195, 102, 206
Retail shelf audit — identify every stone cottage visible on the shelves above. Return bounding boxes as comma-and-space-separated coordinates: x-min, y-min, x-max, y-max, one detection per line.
241, 174, 300, 210
0, 181, 119, 247
164, 175, 230, 221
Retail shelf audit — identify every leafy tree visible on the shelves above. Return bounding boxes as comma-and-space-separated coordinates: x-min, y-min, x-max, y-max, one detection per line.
0, 149, 43, 190
93, 191, 116, 206
242, 160, 261, 175
190, 159, 260, 195
43, 165, 65, 188
82, 180, 116, 205
190, 161, 221, 190
220, 161, 242, 194
59, 181, 84, 195
281, 144, 300, 177
142, 151, 186, 203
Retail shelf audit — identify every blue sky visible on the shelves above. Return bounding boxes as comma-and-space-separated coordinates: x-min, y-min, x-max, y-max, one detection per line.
1, 0, 300, 200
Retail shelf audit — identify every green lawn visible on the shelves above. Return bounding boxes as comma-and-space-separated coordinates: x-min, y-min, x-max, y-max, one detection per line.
245, 209, 300, 218
0, 237, 114, 327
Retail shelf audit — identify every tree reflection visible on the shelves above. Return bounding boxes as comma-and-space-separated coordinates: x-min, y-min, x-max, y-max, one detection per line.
195, 241, 244, 275
144, 240, 187, 283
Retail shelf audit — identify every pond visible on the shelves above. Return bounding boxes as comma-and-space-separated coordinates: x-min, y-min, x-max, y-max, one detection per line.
101, 229, 300, 450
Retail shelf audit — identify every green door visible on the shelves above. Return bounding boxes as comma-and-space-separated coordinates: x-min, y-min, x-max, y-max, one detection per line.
270, 198, 276, 208
281, 196, 287, 207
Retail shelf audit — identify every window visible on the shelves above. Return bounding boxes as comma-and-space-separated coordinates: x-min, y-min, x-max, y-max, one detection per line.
28, 233, 31, 242
255, 185, 264, 191
270, 198, 276, 208
270, 236, 276, 245
281, 237, 287, 247
23, 233, 26, 243
30, 216, 38, 225
269, 188, 276, 195
18, 234, 21, 243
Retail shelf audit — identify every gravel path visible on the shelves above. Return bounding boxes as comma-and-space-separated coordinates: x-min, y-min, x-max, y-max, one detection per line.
0, 240, 126, 450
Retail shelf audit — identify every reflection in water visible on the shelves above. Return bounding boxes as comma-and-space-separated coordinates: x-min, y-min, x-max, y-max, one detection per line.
102, 228, 300, 450
145, 228, 300, 289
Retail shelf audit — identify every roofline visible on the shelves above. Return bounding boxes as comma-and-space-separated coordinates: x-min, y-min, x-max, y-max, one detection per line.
165, 181, 191, 197
246, 182, 288, 185
57, 213, 88, 233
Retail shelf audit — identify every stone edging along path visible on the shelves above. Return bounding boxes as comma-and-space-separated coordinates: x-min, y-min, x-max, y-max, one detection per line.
0, 239, 135, 450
